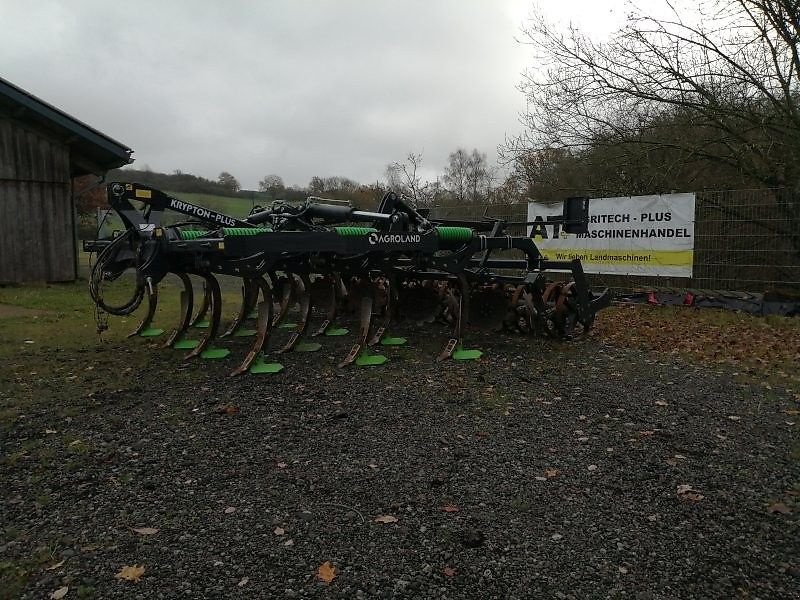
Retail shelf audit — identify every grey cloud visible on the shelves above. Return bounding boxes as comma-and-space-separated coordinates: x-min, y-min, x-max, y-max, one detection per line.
1, 0, 530, 188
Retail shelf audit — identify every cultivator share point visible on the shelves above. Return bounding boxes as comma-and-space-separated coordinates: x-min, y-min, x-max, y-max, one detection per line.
86, 183, 611, 375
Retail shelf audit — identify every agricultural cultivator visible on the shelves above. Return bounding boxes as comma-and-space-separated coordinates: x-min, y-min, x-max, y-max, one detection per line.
86, 182, 611, 375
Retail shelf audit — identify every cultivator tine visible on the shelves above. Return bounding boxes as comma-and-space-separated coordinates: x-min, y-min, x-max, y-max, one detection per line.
438, 275, 481, 361
184, 274, 228, 360
231, 276, 283, 375
190, 280, 211, 329
368, 275, 406, 347
221, 278, 258, 338
128, 277, 163, 338
339, 280, 387, 367
279, 274, 320, 353
272, 274, 295, 328
311, 274, 348, 337
164, 273, 196, 348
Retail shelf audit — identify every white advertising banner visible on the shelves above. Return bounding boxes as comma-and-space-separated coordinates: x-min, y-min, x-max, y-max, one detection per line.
527, 193, 696, 277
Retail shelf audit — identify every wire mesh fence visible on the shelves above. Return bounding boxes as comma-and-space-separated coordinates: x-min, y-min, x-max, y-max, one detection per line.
430, 189, 800, 294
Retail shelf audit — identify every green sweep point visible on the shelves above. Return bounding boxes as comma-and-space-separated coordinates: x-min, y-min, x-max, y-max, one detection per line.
200, 347, 231, 360
380, 336, 407, 346
295, 342, 323, 352
193, 320, 210, 329
452, 348, 483, 361
278, 322, 297, 329
324, 327, 349, 337
250, 360, 284, 374
173, 339, 200, 349
233, 328, 257, 337
355, 354, 389, 367
139, 328, 165, 337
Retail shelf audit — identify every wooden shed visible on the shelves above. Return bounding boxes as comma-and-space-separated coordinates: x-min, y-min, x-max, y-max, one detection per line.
0, 77, 132, 283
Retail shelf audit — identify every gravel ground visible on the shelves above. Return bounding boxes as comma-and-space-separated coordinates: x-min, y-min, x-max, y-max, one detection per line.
2, 325, 799, 599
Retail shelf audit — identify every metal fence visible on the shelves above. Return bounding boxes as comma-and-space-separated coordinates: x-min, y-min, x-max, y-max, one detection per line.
429, 189, 800, 294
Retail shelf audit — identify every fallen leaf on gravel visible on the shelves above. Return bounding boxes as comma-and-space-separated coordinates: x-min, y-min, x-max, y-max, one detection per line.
728, 415, 741, 421
46, 559, 65, 571
784, 409, 800, 416
115, 564, 145, 582
274, 527, 285, 535
618, 566, 628, 574
276, 462, 288, 469
587, 464, 598, 471
674, 454, 687, 460
49, 586, 68, 599
374, 515, 399, 524
638, 430, 655, 437
475, 431, 489, 439
655, 400, 668, 406
441, 505, 460, 513
551, 533, 563, 541
284, 539, 294, 546
45, 429, 57, 434
676, 484, 704, 501
534, 476, 547, 481
665, 458, 678, 467
767, 502, 792, 514
237, 577, 249, 587
224, 507, 236, 514
215, 404, 239, 415
317, 561, 336, 584
131, 527, 159, 536
443, 566, 457, 577
544, 468, 560, 478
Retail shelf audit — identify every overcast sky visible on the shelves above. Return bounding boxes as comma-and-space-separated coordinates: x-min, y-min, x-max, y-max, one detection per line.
1, 1, 632, 189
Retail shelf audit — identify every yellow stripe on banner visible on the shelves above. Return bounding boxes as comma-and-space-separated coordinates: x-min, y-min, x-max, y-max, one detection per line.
542, 248, 694, 267
135, 189, 152, 199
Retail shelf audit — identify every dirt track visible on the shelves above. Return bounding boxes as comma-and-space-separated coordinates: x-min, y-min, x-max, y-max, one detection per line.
1, 326, 799, 599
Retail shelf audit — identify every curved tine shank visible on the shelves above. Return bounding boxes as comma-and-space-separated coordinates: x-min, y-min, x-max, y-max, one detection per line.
184, 274, 223, 359
311, 275, 340, 337
164, 273, 194, 347
231, 276, 274, 376
437, 276, 467, 361
279, 273, 313, 353
272, 275, 295, 327
338, 281, 374, 367
189, 279, 211, 327
128, 277, 158, 337
221, 278, 256, 337
368, 275, 395, 346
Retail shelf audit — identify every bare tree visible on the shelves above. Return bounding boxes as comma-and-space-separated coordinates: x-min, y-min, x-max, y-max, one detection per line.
443, 148, 494, 203
385, 151, 436, 206
217, 171, 240, 193
508, 1, 800, 190
258, 174, 285, 197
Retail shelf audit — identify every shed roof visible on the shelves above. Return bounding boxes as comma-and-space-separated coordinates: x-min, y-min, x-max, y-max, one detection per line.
0, 76, 133, 175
